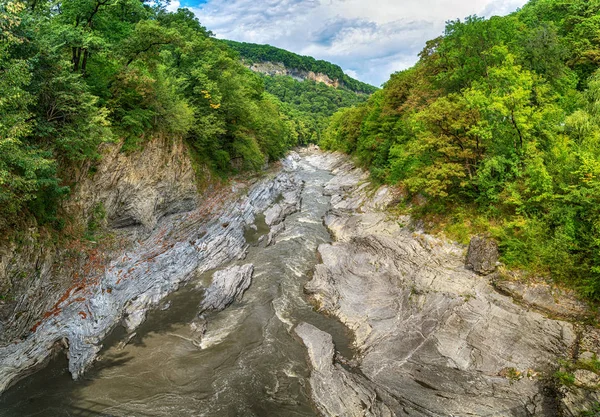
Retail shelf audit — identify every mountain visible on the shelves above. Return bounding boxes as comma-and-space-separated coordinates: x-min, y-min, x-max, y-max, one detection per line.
223, 40, 378, 94
221, 40, 377, 144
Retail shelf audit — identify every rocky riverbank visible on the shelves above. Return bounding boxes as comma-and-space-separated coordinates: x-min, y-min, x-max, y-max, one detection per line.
299, 151, 600, 416
0, 152, 303, 394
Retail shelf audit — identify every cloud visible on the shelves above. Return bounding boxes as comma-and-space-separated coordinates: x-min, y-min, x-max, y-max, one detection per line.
188, 0, 529, 86
166, 0, 181, 12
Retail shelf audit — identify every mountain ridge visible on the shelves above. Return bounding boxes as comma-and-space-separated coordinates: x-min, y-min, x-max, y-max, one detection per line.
223, 40, 378, 94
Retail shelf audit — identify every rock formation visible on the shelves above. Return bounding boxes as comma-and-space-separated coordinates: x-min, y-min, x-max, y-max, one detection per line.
294, 322, 393, 417
0, 148, 303, 393
301, 152, 599, 416
466, 235, 500, 275
199, 264, 254, 313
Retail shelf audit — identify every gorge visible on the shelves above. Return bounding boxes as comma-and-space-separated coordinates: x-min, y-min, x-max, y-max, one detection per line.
1, 149, 598, 416
2, 0, 600, 415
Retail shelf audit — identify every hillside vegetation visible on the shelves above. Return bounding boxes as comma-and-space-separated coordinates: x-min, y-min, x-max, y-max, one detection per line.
261, 75, 372, 144
224, 40, 378, 94
0, 1, 314, 232
321, 0, 600, 299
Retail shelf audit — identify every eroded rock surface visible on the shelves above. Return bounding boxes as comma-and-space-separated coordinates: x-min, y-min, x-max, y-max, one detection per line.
199, 264, 254, 313
0, 153, 302, 393
294, 322, 393, 417
302, 153, 587, 417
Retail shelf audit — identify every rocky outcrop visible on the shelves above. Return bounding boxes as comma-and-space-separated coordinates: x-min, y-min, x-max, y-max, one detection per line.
199, 264, 254, 313
0, 150, 303, 393
493, 276, 593, 321
466, 235, 499, 275
249, 61, 341, 88
71, 135, 198, 232
301, 153, 594, 416
0, 135, 198, 346
294, 322, 393, 417
264, 188, 302, 226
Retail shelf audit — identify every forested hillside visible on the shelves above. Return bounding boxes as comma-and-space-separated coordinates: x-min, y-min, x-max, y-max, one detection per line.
260, 76, 371, 144
224, 40, 376, 145
321, 0, 600, 299
0, 1, 308, 232
224, 40, 378, 94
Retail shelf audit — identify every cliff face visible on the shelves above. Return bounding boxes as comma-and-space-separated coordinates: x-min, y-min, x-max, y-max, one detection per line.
249, 61, 341, 88
0, 135, 199, 345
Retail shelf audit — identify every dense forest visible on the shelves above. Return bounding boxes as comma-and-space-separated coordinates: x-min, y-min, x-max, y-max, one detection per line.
0, 0, 315, 232
224, 40, 378, 94
321, 0, 600, 299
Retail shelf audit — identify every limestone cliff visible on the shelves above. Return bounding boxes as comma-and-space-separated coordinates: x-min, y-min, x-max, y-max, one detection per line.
248, 61, 341, 89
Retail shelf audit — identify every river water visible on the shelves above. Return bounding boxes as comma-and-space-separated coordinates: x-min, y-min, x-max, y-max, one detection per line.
0, 155, 352, 417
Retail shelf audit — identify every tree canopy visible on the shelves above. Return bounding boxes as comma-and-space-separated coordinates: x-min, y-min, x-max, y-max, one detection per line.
224, 40, 378, 94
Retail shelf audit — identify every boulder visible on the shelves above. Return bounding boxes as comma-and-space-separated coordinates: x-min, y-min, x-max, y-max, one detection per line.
199, 264, 254, 313
466, 235, 499, 275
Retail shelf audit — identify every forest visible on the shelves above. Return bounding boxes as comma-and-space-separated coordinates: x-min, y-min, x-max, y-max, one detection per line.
261, 75, 372, 144
321, 0, 600, 299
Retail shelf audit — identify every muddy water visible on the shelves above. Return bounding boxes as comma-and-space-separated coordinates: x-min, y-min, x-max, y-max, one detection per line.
0, 156, 352, 417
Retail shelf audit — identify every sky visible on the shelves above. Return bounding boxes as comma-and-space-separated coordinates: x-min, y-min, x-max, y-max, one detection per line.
167, 0, 529, 86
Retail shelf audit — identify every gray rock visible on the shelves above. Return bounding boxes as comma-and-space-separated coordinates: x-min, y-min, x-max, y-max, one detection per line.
0, 157, 302, 393
266, 223, 285, 246
575, 369, 600, 387
493, 278, 592, 321
263, 186, 302, 226
294, 322, 393, 417
560, 382, 600, 416
304, 153, 581, 417
466, 235, 499, 275
199, 264, 254, 313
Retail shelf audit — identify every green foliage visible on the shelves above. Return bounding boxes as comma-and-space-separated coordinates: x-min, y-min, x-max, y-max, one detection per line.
263, 75, 371, 146
580, 402, 600, 417
321, 1, 600, 300
2, 0, 356, 231
224, 39, 378, 94
554, 370, 576, 387
85, 202, 106, 241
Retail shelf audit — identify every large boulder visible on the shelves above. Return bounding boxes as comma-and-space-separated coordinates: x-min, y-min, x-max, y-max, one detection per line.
466, 235, 499, 275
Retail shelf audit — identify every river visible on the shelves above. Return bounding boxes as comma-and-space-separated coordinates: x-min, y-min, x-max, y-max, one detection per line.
0, 154, 352, 417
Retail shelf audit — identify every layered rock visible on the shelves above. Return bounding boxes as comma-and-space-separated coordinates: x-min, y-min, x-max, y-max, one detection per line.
199, 264, 254, 313
302, 153, 597, 416
0, 151, 303, 393
249, 61, 340, 88
294, 322, 393, 417
0, 135, 198, 345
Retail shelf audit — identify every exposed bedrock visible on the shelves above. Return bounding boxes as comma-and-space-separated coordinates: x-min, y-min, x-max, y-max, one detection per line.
0, 152, 303, 393
0, 136, 198, 346
302, 153, 596, 416
199, 264, 254, 313
294, 322, 393, 417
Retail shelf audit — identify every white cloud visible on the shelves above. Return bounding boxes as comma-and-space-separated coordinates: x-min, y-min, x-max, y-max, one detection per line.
189, 0, 529, 86
166, 0, 181, 12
